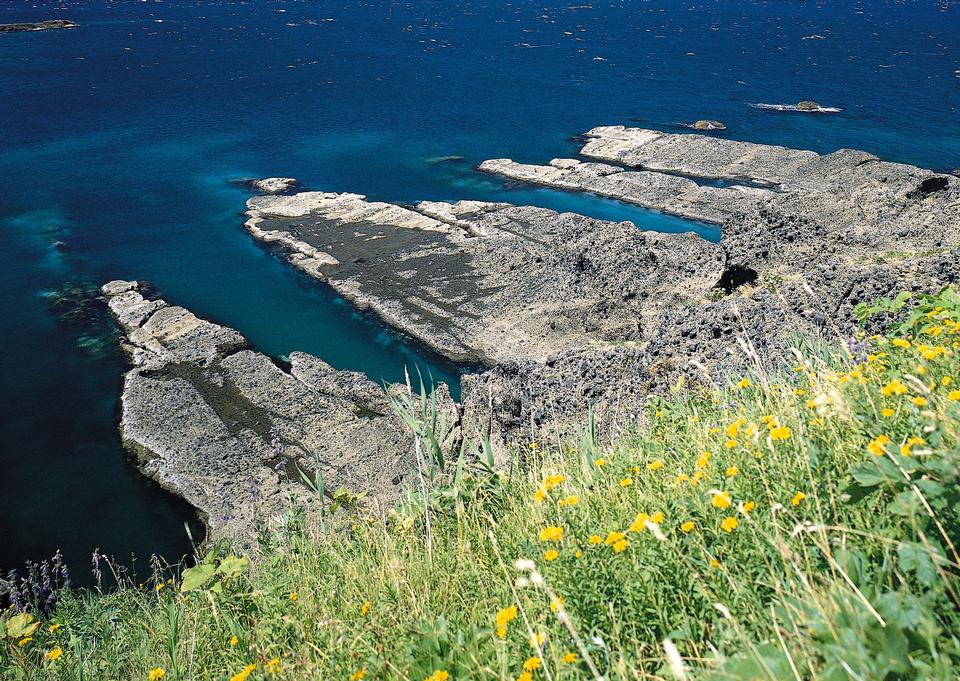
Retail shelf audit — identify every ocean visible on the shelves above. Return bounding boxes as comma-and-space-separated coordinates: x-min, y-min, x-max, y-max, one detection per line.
1, 0, 957, 581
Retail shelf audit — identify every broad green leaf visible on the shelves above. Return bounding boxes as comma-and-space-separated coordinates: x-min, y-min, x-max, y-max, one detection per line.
180, 563, 217, 592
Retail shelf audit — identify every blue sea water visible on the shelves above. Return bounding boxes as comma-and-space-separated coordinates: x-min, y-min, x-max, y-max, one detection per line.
1, 0, 958, 581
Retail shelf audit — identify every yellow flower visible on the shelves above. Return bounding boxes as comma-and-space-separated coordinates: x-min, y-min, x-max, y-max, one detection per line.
533, 488, 547, 502
155, 583, 165, 592
726, 418, 744, 438
267, 657, 282, 674
720, 517, 739, 532
360, 600, 370, 616
559, 494, 580, 507
18, 637, 32, 648
620, 477, 632, 488
912, 396, 928, 407
950, 390, 960, 401
587, 534, 602, 545
289, 592, 298, 602
350, 668, 366, 681
562, 652, 578, 664
680, 521, 695, 533
881, 408, 895, 417
908, 436, 925, 445
725, 439, 738, 449
647, 459, 664, 471
612, 539, 629, 553
539, 526, 564, 542
742, 501, 756, 515
530, 632, 546, 647
426, 672, 450, 681
943, 376, 953, 386
517, 673, 533, 681
594, 458, 606, 467
495, 605, 518, 639
769, 426, 791, 441
737, 378, 752, 388
629, 512, 650, 533
690, 469, 704, 485
711, 491, 732, 509
544, 549, 559, 562
900, 444, 912, 457
550, 596, 564, 612
651, 511, 665, 524
791, 492, 806, 507
725, 466, 738, 477
47, 646, 63, 662
709, 558, 720, 569
230, 635, 239, 646
149, 670, 167, 681
229, 664, 257, 681
604, 531, 625, 545
867, 435, 890, 456
46, 623, 61, 634
892, 338, 911, 348
542, 474, 565, 490
574, 549, 583, 558
675, 473, 689, 484
695, 451, 712, 469
882, 380, 908, 396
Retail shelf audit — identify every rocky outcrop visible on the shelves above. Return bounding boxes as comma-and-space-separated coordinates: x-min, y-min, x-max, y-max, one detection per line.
690, 120, 726, 131
102, 281, 447, 547
0, 20, 76, 33
244, 192, 724, 365
252, 177, 300, 194
237, 126, 959, 454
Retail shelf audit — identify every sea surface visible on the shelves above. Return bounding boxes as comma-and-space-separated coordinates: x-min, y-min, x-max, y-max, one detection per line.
1, 0, 958, 583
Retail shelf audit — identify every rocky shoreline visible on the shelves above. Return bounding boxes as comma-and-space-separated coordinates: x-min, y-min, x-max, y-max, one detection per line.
105, 127, 960, 541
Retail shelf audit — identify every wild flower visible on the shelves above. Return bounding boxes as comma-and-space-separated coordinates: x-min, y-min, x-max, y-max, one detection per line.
711, 491, 732, 509
350, 668, 366, 681
620, 477, 633, 487
867, 435, 890, 456
559, 494, 579, 506
769, 426, 791, 441
681, 521, 695, 533
523, 656, 541, 671
229, 663, 257, 681
18, 637, 32, 647
360, 600, 370, 615
588, 534, 601, 545
539, 526, 564, 542
496, 605, 518, 639
594, 458, 606, 467
230, 635, 238, 646
720, 517, 739, 532
647, 459, 664, 471
148, 670, 166, 681
543, 549, 559, 562
289, 592, 298, 601
612, 539, 629, 553
791, 492, 806, 506
48, 623, 61, 633
737, 378, 751, 389
47, 646, 63, 662
604, 531, 625, 545
882, 379, 908, 396
562, 652, 577, 663
550, 596, 564, 612
741, 501, 756, 515
629, 513, 649, 533
726, 466, 738, 477
267, 657, 282, 674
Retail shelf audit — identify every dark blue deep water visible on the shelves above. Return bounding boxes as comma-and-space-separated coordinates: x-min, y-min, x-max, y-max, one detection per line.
1, 1, 958, 580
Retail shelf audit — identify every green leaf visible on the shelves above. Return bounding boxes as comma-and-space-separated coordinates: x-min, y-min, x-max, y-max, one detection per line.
5, 612, 39, 639
217, 555, 249, 579
180, 563, 217, 592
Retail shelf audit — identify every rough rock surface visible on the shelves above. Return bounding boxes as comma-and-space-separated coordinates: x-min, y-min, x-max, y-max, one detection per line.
0, 20, 76, 32
244, 192, 724, 365
102, 281, 445, 547
252, 177, 300, 194
238, 127, 959, 453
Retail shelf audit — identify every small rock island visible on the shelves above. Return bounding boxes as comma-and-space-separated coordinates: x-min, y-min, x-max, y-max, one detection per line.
0, 19, 76, 33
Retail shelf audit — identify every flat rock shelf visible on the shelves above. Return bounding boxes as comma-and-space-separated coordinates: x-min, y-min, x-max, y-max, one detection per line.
106, 126, 960, 541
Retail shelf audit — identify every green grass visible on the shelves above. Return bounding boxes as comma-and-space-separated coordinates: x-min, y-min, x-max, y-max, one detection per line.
4, 289, 960, 680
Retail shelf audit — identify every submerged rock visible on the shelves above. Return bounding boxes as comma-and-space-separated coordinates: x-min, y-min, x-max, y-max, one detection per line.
101, 280, 452, 547
0, 20, 76, 33
690, 119, 726, 131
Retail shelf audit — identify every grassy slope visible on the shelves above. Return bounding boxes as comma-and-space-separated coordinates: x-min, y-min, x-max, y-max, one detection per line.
4, 292, 960, 680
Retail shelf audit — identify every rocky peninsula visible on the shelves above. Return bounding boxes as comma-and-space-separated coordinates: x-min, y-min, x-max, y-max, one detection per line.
106, 126, 960, 539
101, 280, 461, 546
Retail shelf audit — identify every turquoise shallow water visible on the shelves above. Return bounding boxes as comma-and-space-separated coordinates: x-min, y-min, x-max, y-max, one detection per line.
1, 0, 958, 581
